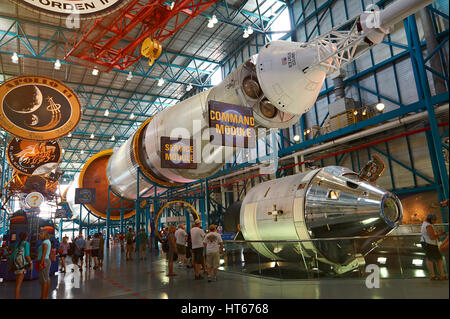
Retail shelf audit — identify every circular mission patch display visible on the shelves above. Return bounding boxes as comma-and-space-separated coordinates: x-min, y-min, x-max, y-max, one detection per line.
7, 137, 62, 176
0, 76, 81, 141
8, 0, 129, 19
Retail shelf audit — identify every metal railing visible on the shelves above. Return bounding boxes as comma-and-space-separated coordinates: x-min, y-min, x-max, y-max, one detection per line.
220, 224, 449, 280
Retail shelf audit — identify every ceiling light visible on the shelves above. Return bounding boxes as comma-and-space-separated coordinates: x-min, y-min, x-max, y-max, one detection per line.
362, 109, 367, 116
243, 30, 249, 38
247, 26, 253, 35
169, 1, 175, 10
293, 135, 301, 142
377, 257, 387, 265
110, 136, 115, 141
130, 113, 135, 119
186, 84, 193, 92
11, 52, 19, 64
207, 19, 214, 28
104, 109, 109, 117
92, 68, 99, 76
54, 59, 61, 70
376, 102, 385, 112
90, 133, 94, 139
212, 15, 218, 24
80, 150, 84, 155
68, 133, 72, 137
158, 78, 164, 86
353, 110, 358, 116
127, 71, 133, 81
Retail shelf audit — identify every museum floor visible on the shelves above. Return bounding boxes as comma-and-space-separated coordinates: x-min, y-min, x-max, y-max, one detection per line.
0, 245, 448, 299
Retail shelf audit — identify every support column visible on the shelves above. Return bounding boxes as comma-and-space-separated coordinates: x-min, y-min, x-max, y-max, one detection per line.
106, 186, 111, 248
79, 204, 82, 236
205, 178, 210, 227
199, 180, 206, 227
135, 169, 141, 255
59, 219, 63, 241
87, 210, 90, 238
153, 186, 159, 251
407, 16, 449, 199
120, 197, 124, 234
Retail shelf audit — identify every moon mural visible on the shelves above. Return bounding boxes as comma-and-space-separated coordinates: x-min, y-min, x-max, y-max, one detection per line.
4, 85, 43, 113
0, 76, 81, 141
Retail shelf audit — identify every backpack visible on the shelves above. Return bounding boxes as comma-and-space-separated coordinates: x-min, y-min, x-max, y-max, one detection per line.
14, 242, 26, 270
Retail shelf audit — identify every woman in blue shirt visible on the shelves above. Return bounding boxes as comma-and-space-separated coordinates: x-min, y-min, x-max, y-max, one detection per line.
10, 231, 32, 299
37, 230, 51, 299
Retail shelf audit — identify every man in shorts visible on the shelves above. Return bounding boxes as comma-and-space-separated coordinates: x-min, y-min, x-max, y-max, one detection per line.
125, 228, 135, 261
137, 228, 148, 260
190, 219, 205, 280
203, 224, 223, 282
174, 224, 187, 267
73, 233, 86, 271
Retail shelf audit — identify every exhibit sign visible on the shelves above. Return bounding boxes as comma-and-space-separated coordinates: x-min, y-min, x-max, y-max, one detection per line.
7, 138, 62, 176
208, 100, 256, 148
55, 208, 69, 218
8, 0, 129, 19
0, 76, 81, 141
160, 137, 197, 169
25, 192, 44, 208
75, 188, 96, 204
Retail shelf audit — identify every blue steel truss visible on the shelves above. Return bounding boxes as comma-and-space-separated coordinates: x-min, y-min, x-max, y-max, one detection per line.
216, 0, 449, 223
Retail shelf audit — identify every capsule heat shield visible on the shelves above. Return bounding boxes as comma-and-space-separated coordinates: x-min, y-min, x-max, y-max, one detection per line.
304, 166, 403, 265
239, 166, 403, 272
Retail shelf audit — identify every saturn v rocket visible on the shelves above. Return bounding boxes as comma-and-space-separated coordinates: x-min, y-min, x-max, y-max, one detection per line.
65, 0, 433, 272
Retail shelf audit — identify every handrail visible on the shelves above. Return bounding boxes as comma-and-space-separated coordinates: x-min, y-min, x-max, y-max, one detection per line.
223, 233, 449, 243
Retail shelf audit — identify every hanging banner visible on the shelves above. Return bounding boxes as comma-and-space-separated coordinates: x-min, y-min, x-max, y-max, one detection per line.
208, 100, 256, 148
7, 138, 62, 176
160, 137, 197, 169
8, 0, 130, 20
0, 76, 81, 141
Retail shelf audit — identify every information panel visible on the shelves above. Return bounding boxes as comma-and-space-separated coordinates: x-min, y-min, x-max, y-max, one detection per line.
75, 188, 96, 204
208, 100, 256, 148
160, 137, 197, 169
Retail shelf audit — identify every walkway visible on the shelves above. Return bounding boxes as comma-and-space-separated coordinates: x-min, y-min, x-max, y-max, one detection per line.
0, 245, 448, 299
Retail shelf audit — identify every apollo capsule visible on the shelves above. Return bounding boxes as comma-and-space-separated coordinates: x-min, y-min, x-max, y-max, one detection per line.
236, 166, 402, 274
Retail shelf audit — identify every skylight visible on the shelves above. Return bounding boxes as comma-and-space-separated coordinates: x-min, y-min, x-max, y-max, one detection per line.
270, 8, 291, 41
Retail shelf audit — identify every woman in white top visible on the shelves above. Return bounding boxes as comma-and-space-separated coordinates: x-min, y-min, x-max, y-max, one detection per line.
421, 214, 447, 280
